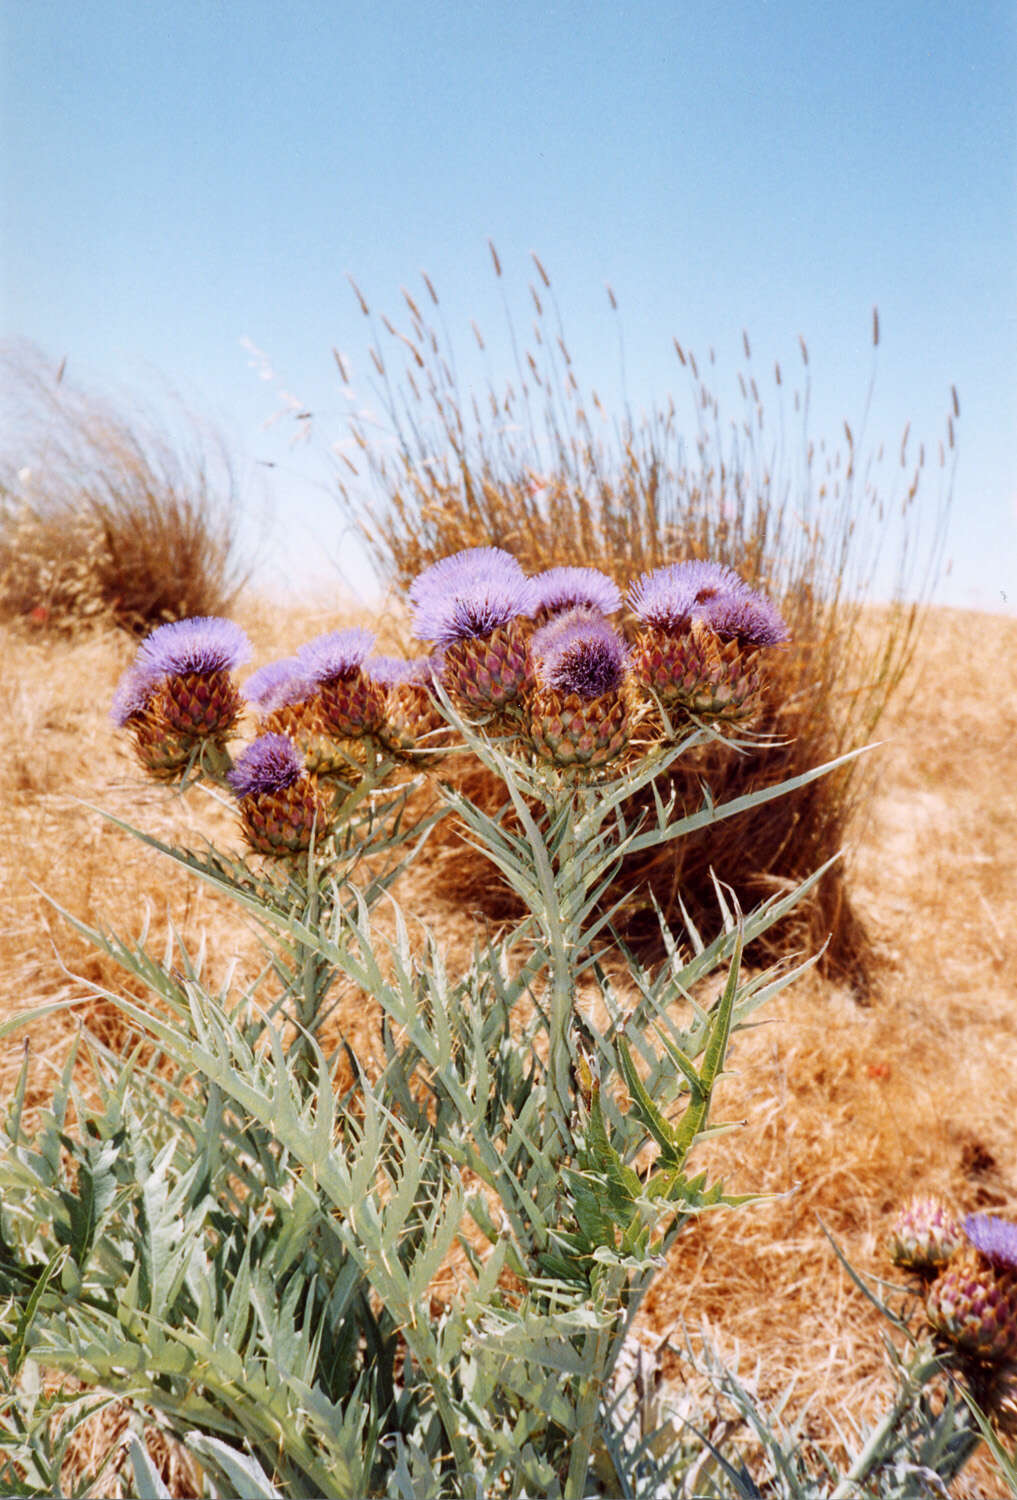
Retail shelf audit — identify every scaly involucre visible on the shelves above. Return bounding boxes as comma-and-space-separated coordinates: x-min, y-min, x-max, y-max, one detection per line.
136, 616, 252, 678
227, 734, 303, 798
532, 610, 628, 700
530, 566, 622, 619
409, 546, 537, 645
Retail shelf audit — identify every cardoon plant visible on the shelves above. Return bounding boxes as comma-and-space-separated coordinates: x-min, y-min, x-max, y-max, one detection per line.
0, 554, 988, 1499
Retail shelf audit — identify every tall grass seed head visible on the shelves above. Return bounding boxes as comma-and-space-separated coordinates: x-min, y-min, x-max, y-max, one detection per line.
887, 1194, 964, 1275
297, 627, 387, 738
530, 565, 622, 621
227, 734, 326, 854
528, 611, 630, 768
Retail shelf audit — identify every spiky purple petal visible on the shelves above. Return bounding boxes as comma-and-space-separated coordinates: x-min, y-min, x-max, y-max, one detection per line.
701, 590, 790, 647
530, 566, 622, 618
628, 561, 749, 632
409, 547, 538, 645
227, 734, 303, 797
110, 664, 161, 724
531, 610, 628, 700
364, 653, 442, 687
243, 658, 314, 713
136, 617, 251, 678
296, 628, 376, 685
964, 1215, 1017, 1270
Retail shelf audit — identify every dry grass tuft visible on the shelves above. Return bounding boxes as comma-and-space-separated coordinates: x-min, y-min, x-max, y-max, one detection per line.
0, 342, 248, 636
325, 256, 957, 992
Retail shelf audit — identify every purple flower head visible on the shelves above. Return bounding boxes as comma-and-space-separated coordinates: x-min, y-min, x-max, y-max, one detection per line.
136, 617, 251, 679
296, 627, 376, 686
530, 566, 623, 619
964, 1214, 1017, 1270
628, 561, 750, 632
532, 610, 628, 700
364, 653, 442, 687
110, 663, 161, 725
409, 546, 538, 645
701, 589, 790, 648
226, 733, 303, 798
243, 658, 314, 714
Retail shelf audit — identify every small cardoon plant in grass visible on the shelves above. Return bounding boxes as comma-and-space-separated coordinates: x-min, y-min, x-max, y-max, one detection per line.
0, 548, 986, 1498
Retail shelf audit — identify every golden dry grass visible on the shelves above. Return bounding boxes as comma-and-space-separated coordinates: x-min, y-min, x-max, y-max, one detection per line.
1, 597, 1014, 1494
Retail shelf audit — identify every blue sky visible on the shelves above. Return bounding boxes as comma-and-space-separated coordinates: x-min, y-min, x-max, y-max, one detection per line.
3, 0, 1015, 611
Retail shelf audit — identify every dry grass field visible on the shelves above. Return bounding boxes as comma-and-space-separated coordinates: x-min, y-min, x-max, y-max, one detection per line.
1, 595, 1015, 1494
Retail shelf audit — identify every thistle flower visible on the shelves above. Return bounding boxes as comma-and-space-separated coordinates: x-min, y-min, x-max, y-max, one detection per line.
135, 616, 250, 741
628, 561, 749, 633
410, 548, 535, 713
699, 589, 790, 648
887, 1195, 964, 1275
926, 1247, 1017, 1362
136, 616, 251, 678
296, 628, 386, 739
530, 566, 622, 622
366, 654, 450, 761
528, 611, 630, 769
627, 561, 786, 726
112, 616, 250, 778
296, 628, 376, 684
963, 1215, 1017, 1271
243, 658, 315, 716
531, 611, 627, 700
227, 734, 327, 855
409, 546, 537, 646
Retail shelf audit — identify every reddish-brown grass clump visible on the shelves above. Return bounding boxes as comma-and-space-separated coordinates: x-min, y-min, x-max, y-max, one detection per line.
0, 341, 249, 637
324, 250, 959, 993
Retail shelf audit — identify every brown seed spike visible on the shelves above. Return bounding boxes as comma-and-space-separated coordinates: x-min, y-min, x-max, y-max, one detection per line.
844, 420, 853, 447
799, 334, 809, 366
606, 283, 618, 310
531, 251, 551, 287
872, 306, 880, 346
743, 330, 751, 359
332, 348, 348, 382
673, 338, 686, 366
774, 361, 782, 385
488, 239, 502, 277
347, 276, 370, 316
952, 385, 960, 418
401, 287, 421, 320
421, 270, 439, 305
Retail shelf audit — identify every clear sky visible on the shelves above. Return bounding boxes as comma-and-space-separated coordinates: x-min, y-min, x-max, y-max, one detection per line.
3, 0, 1015, 612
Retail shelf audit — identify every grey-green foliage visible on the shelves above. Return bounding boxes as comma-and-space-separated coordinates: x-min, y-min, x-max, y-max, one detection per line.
0, 712, 986, 1497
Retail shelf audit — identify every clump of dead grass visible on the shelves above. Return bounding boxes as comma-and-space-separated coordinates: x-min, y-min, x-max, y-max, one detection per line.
0, 341, 249, 636
324, 250, 958, 992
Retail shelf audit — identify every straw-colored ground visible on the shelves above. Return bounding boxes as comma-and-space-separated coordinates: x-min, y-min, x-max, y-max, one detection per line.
1, 599, 1015, 1495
